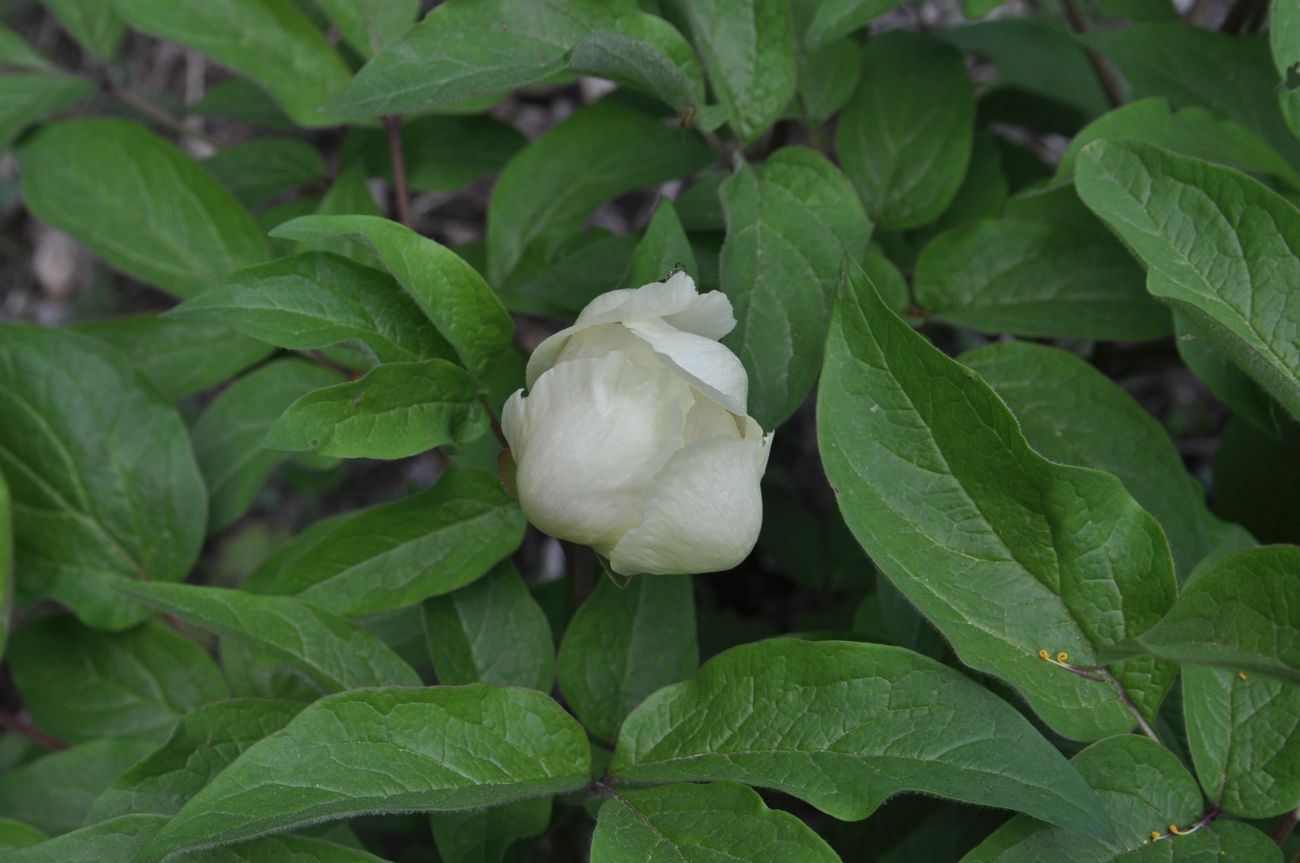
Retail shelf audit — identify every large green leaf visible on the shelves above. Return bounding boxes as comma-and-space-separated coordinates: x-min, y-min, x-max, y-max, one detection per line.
40, 0, 122, 58
624, 199, 697, 289
112, 0, 351, 127
1076, 140, 1300, 422
677, 0, 794, 143
430, 799, 551, 863
486, 97, 711, 284
264, 360, 488, 459
0, 324, 207, 630
804, 0, 908, 48
325, 0, 694, 116
913, 215, 1169, 341
817, 264, 1178, 741
0, 470, 8, 662
0, 25, 54, 70
8, 617, 226, 745
961, 342, 1239, 578
568, 28, 706, 114
720, 146, 871, 428
591, 782, 838, 862
191, 359, 343, 533
172, 252, 448, 364
16, 119, 267, 299
134, 686, 591, 861
962, 735, 1279, 862
118, 582, 421, 692
1085, 24, 1300, 167
1212, 418, 1300, 544
423, 562, 554, 691
312, 0, 419, 56
0, 742, 155, 836
1132, 545, 1300, 685
88, 700, 303, 822
611, 639, 1112, 838
246, 467, 525, 616
557, 574, 696, 742
270, 216, 513, 380
0, 818, 45, 852
0, 814, 392, 863
0, 74, 94, 150
72, 315, 273, 401
343, 116, 527, 194
1054, 98, 1300, 189
836, 30, 974, 229
202, 139, 327, 207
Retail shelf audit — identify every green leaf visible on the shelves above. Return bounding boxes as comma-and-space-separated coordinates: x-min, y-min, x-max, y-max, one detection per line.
311, 0, 419, 56
962, 341, 1241, 579
1075, 140, 1300, 422
1085, 24, 1300, 167
247, 466, 525, 616
486, 97, 711, 284
117, 582, 421, 692
0, 74, 94, 150
72, 315, 274, 401
263, 360, 488, 460
502, 230, 637, 316
1212, 418, 1300, 544
557, 574, 696, 742
430, 798, 551, 863
16, 119, 267, 299
191, 359, 344, 533
624, 199, 697, 289
0, 818, 45, 852
962, 735, 1279, 863
1175, 313, 1285, 437
88, 700, 304, 822
592, 782, 839, 863
0, 742, 154, 836
0, 470, 9, 662
9, 617, 227, 745
41, 0, 123, 58
343, 115, 526, 194
676, 0, 794, 142
0, 24, 54, 71
568, 28, 705, 113
112, 0, 351, 128
270, 215, 513, 380
1054, 98, 1300, 189
1133, 545, 1300, 685
219, 637, 320, 703
0, 324, 207, 630
202, 138, 327, 206
325, 0, 684, 116
938, 19, 1109, 118
817, 263, 1178, 741
423, 562, 554, 691
720, 146, 871, 429
796, 35, 861, 124
134, 686, 591, 861
0, 814, 393, 863
172, 252, 449, 364
1098, 0, 1178, 22
804, 0, 907, 48
836, 30, 974, 229
611, 639, 1112, 838
913, 214, 1169, 341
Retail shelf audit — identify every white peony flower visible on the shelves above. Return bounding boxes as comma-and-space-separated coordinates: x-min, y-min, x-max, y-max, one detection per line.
502, 271, 773, 576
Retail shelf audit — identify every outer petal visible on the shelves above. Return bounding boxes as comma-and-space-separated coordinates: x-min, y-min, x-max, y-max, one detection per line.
610, 418, 773, 576
624, 318, 748, 415
525, 273, 738, 386
511, 352, 693, 555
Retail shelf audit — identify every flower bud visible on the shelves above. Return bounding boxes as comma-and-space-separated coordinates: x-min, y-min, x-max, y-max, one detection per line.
502, 272, 772, 575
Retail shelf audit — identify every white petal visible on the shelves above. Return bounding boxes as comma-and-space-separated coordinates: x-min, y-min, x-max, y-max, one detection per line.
576, 270, 699, 325
624, 318, 748, 415
610, 419, 773, 576
663, 289, 736, 340
512, 352, 693, 554
501, 388, 526, 452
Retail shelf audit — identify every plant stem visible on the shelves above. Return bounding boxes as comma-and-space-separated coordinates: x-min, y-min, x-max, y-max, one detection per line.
384, 114, 413, 229
1103, 669, 1162, 744
106, 84, 220, 148
1061, 0, 1125, 109
0, 711, 67, 751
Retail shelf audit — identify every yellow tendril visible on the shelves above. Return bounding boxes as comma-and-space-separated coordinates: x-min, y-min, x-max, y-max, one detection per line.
1056, 651, 1070, 663
1238, 672, 1248, 681
1038, 649, 1050, 661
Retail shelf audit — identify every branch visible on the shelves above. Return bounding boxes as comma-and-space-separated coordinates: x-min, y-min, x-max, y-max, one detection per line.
1061, 0, 1125, 109
384, 115, 413, 229
0, 711, 68, 751
105, 84, 220, 148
